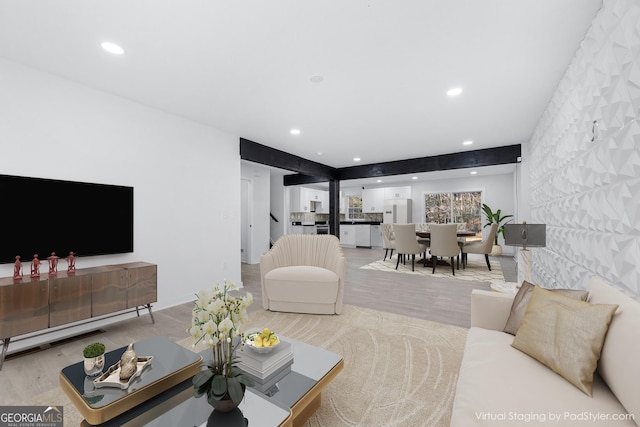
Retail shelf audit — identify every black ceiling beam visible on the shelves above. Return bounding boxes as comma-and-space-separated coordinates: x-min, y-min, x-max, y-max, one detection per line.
283, 174, 330, 186
241, 138, 521, 185
337, 144, 521, 181
240, 138, 338, 180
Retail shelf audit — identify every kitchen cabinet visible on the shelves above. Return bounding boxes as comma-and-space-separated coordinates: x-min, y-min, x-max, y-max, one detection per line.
290, 187, 311, 212
362, 188, 385, 213
370, 225, 383, 248
308, 189, 320, 209
320, 191, 329, 213
290, 225, 303, 234
303, 225, 317, 235
355, 224, 371, 247
313, 190, 329, 213
290, 187, 329, 213
384, 186, 411, 200
362, 186, 411, 213
340, 194, 348, 214
340, 225, 356, 247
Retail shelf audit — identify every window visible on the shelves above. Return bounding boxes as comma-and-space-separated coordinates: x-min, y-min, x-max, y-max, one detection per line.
425, 191, 482, 232
348, 196, 364, 219
425, 193, 452, 224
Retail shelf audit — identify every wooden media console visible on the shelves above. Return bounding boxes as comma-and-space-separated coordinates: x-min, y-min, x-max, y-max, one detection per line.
0, 261, 157, 370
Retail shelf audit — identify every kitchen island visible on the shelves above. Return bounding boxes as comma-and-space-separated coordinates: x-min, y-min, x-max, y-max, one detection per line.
288, 221, 382, 248
290, 221, 329, 235
338, 221, 382, 248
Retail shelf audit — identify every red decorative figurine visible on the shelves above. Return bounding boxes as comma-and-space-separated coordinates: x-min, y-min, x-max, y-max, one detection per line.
13, 255, 22, 280
30, 254, 40, 278
67, 251, 76, 273
48, 252, 59, 275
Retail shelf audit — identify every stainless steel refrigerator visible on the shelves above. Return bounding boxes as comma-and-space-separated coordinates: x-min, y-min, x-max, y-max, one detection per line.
383, 199, 412, 224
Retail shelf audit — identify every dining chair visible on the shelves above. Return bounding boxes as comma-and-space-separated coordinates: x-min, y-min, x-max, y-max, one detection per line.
428, 224, 460, 275
381, 223, 396, 261
453, 223, 468, 254
415, 223, 430, 250
461, 223, 498, 270
392, 224, 427, 272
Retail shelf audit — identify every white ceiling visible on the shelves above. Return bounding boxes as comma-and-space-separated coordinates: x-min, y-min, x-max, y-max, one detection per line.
0, 1, 601, 169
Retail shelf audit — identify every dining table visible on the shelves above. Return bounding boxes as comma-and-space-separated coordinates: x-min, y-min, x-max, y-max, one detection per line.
415, 230, 477, 239
415, 230, 478, 268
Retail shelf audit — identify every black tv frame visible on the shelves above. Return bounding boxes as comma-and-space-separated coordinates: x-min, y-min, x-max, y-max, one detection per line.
0, 174, 134, 265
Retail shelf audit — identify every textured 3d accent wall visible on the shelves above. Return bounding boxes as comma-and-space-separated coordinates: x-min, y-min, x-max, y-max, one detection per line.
529, 0, 640, 298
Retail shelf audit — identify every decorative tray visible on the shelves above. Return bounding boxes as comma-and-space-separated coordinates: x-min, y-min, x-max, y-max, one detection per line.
93, 356, 154, 389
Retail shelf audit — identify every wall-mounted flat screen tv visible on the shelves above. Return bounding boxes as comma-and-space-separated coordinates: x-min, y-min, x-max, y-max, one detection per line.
0, 174, 134, 264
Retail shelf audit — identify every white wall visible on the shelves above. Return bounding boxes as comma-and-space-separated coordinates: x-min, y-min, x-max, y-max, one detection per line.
528, 0, 640, 298
409, 173, 516, 254
515, 142, 532, 222
0, 59, 241, 311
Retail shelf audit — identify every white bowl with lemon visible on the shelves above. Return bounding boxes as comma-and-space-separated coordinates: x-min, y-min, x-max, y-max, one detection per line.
246, 328, 280, 353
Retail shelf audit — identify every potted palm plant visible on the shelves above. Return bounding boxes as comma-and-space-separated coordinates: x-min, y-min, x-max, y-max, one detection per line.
482, 203, 513, 256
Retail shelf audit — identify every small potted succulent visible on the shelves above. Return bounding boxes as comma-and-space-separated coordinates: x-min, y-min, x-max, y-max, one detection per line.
83, 342, 106, 377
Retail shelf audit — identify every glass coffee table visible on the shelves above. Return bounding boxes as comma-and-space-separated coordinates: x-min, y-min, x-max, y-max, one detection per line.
60, 336, 343, 426
253, 337, 344, 427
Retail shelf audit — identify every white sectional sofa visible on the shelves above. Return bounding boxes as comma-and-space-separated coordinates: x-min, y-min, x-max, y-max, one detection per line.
451, 277, 639, 427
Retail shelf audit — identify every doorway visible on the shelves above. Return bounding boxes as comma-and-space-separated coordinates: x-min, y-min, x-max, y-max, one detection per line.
241, 179, 252, 263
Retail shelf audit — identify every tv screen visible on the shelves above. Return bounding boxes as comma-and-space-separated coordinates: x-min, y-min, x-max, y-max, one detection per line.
0, 174, 134, 264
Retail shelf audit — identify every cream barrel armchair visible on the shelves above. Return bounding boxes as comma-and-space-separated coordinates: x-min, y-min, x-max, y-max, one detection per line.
260, 234, 346, 315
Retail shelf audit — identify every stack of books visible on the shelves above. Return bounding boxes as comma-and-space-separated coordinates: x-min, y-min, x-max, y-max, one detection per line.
236, 338, 294, 394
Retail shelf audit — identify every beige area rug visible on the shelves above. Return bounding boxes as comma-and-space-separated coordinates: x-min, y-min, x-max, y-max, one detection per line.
28, 305, 468, 427
361, 253, 505, 283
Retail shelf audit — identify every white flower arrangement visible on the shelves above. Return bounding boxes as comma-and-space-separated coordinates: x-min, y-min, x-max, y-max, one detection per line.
188, 280, 254, 405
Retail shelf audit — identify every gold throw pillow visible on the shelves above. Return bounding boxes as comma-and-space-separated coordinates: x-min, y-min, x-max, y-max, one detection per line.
503, 281, 589, 335
511, 286, 618, 396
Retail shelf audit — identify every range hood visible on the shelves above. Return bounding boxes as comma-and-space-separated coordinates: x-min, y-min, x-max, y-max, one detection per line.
310, 200, 322, 212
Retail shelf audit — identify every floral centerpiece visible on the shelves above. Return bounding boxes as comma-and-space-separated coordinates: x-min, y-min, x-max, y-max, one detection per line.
188, 280, 254, 411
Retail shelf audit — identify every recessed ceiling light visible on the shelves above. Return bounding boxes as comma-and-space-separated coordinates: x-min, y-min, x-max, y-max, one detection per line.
412, 176, 418, 180
447, 87, 463, 97
290, 129, 301, 135
470, 171, 478, 175
310, 75, 324, 83
101, 42, 125, 55
353, 157, 361, 162
376, 180, 382, 183
463, 140, 473, 146
317, 151, 323, 156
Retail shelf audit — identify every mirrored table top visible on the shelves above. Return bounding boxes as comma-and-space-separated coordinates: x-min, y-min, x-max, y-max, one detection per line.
70, 336, 343, 427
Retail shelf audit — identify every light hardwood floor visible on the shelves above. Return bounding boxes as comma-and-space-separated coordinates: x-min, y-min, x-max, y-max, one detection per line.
0, 246, 514, 406
243, 247, 515, 328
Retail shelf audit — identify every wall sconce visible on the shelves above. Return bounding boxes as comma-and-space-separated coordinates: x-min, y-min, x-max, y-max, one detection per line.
591, 120, 599, 142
